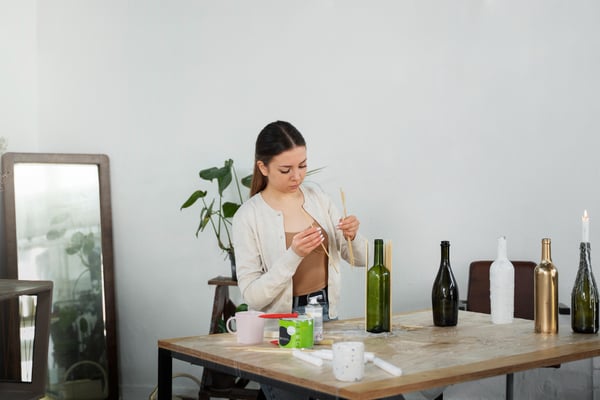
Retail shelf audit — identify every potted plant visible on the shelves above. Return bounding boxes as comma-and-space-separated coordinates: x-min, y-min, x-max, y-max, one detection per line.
180, 159, 251, 280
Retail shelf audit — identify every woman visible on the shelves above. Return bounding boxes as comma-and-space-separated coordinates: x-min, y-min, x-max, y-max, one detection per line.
232, 120, 367, 320
232, 121, 442, 400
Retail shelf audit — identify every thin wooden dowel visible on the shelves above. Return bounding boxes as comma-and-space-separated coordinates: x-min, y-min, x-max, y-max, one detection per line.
340, 188, 356, 266
365, 238, 369, 329
302, 208, 338, 273
385, 240, 393, 331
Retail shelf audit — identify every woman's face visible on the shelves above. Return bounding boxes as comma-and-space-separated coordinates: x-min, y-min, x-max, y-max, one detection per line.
258, 146, 307, 194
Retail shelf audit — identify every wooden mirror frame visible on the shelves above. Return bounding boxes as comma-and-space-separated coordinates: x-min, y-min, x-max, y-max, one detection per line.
1, 152, 119, 399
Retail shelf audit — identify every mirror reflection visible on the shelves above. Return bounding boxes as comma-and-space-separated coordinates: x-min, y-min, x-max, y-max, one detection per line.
2, 153, 117, 400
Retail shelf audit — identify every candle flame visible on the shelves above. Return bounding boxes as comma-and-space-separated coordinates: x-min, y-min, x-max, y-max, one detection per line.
583, 209, 589, 221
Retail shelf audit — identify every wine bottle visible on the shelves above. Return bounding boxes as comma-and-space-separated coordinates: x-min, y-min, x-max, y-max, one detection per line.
431, 240, 459, 327
366, 239, 390, 333
571, 242, 599, 333
490, 236, 515, 324
534, 238, 558, 334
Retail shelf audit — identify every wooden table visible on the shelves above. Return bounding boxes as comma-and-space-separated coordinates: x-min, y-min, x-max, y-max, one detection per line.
157, 310, 600, 400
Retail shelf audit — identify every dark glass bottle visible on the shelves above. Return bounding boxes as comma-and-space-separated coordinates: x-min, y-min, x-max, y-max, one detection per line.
366, 239, 391, 333
534, 238, 558, 334
431, 241, 459, 327
571, 242, 599, 333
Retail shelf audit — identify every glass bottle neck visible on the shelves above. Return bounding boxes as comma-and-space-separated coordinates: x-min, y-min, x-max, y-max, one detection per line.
497, 236, 508, 260
374, 240, 384, 265
579, 242, 592, 271
541, 238, 552, 262
440, 244, 450, 265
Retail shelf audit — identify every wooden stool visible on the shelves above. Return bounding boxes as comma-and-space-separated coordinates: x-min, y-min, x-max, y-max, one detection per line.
198, 277, 260, 400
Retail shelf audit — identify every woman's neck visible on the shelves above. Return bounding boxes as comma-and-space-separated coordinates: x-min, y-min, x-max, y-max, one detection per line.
260, 186, 304, 209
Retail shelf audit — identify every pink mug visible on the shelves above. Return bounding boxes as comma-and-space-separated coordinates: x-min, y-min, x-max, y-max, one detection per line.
226, 310, 265, 345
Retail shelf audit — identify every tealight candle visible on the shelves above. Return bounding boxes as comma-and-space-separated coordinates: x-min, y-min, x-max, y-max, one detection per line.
582, 210, 590, 243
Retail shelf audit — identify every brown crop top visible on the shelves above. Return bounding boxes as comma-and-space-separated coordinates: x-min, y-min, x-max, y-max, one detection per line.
286, 225, 329, 296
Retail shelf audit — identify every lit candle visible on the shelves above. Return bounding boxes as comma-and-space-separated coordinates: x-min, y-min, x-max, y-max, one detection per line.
582, 210, 590, 243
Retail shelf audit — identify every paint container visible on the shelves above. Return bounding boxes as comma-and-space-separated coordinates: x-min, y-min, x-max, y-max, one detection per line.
278, 315, 314, 349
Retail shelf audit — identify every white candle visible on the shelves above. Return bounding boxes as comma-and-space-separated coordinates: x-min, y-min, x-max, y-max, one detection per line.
582, 210, 590, 243
292, 349, 323, 366
373, 357, 403, 376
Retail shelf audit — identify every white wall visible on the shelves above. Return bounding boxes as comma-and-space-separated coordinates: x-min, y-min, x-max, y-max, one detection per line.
3, 1, 600, 398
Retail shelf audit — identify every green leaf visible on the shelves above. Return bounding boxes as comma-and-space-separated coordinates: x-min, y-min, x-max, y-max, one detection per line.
222, 202, 240, 218
197, 200, 214, 234
241, 174, 252, 188
180, 190, 207, 209
200, 159, 233, 181
82, 234, 95, 254
236, 303, 248, 312
200, 160, 234, 196
307, 166, 326, 176
65, 245, 80, 255
70, 232, 85, 246
217, 169, 232, 196
199, 167, 220, 181
46, 229, 66, 240
217, 319, 227, 333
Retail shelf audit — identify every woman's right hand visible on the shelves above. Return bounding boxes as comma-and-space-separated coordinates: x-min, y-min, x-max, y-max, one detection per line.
291, 226, 324, 257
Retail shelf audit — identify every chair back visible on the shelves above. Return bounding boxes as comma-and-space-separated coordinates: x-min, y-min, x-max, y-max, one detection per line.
0, 279, 53, 400
466, 260, 537, 320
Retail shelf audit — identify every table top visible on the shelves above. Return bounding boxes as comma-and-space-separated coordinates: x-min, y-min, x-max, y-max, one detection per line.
159, 310, 600, 400
0, 279, 53, 300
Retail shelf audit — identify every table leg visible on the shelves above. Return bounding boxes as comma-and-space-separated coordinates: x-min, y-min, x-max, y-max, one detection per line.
506, 373, 514, 400
158, 347, 173, 400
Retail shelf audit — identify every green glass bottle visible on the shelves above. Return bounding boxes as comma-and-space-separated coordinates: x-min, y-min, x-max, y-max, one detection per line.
366, 239, 391, 333
571, 242, 599, 333
432, 240, 459, 326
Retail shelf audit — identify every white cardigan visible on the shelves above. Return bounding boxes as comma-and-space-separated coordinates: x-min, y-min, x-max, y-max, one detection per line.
232, 183, 366, 319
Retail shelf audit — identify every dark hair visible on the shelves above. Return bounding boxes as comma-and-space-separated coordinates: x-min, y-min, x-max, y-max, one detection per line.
250, 120, 306, 196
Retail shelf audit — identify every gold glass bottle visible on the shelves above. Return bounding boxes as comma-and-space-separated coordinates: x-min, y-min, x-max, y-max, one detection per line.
534, 238, 559, 333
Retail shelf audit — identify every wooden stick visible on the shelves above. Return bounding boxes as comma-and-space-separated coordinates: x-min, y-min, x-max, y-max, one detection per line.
365, 238, 369, 329
340, 188, 356, 266
386, 240, 393, 331
302, 208, 338, 273
310, 223, 340, 272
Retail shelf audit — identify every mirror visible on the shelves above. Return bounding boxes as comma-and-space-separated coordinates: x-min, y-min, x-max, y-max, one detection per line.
1, 153, 118, 400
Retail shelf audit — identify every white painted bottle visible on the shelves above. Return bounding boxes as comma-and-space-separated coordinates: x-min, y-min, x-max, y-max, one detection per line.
490, 236, 515, 324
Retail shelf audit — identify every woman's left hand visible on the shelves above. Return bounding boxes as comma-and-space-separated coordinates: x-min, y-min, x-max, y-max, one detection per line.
337, 215, 360, 241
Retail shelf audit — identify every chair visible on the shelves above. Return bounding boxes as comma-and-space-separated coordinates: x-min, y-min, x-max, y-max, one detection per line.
465, 260, 537, 320
0, 279, 53, 400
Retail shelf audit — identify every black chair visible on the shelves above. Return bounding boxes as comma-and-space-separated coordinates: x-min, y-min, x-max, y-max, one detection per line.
465, 260, 537, 320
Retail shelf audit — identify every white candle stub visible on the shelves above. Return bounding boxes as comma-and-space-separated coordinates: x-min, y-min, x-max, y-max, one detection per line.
292, 349, 323, 366
583, 210, 590, 243
373, 357, 403, 376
